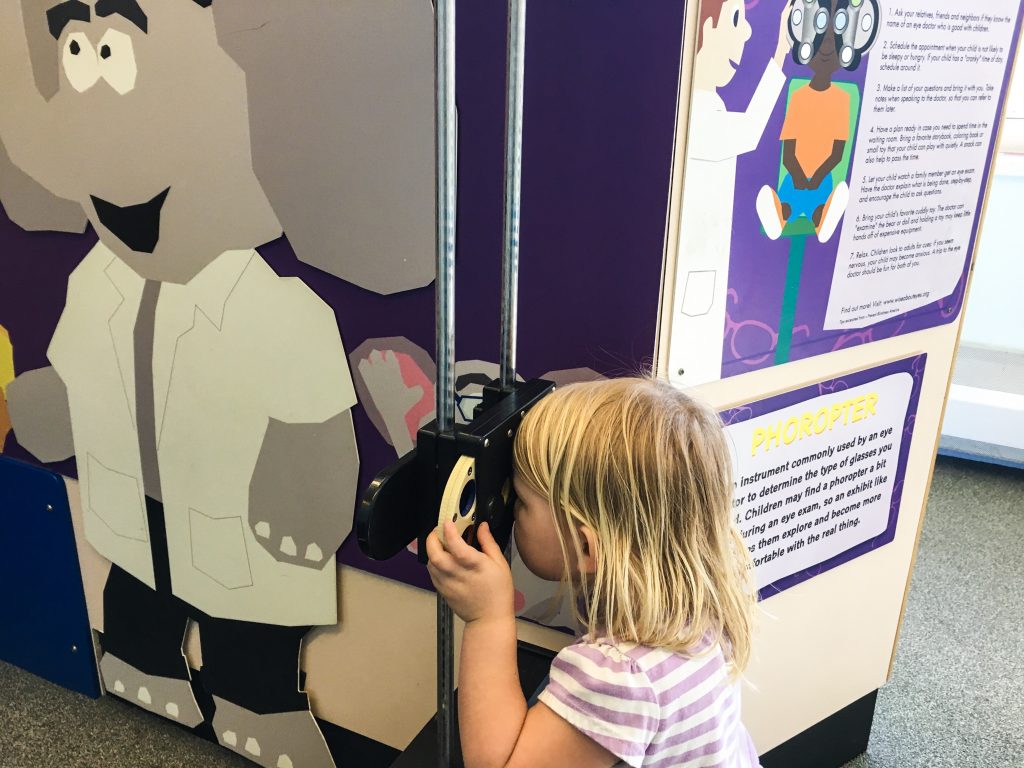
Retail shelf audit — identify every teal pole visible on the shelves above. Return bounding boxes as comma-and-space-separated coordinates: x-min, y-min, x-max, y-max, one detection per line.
775, 234, 807, 365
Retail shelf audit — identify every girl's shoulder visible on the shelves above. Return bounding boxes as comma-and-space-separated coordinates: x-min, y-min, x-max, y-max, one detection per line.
560, 633, 728, 692
540, 635, 739, 765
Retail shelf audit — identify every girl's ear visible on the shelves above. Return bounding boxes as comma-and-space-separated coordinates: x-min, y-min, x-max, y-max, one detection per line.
577, 525, 600, 576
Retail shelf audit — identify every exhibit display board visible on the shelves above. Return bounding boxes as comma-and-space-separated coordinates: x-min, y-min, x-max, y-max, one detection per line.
658, 0, 1023, 755
666, 0, 1023, 387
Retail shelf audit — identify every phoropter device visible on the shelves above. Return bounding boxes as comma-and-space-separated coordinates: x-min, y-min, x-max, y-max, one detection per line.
789, 0, 881, 70
355, 2, 544, 766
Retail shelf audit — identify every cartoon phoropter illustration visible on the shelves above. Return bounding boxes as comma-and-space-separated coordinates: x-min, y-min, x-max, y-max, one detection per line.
0, 2, 434, 767
757, 0, 880, 244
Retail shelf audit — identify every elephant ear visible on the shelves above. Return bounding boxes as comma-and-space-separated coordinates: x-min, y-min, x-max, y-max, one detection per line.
0, 0, 85, 233
213, 0, 436, 296
0, 139, 87, 234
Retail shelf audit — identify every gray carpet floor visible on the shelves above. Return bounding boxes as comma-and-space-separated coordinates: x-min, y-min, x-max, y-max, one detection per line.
0, 456, 1020, 767
841, 456, 1024, 768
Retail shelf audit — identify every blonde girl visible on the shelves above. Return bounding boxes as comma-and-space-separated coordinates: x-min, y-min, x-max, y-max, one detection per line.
426, 377, 760, 768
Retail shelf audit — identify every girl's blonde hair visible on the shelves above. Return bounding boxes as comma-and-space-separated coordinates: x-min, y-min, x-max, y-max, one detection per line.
513, 377, 755, 673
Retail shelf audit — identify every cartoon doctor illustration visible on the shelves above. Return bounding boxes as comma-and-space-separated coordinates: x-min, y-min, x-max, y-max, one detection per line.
671, 0, 793, 387
0, 1, 439, 765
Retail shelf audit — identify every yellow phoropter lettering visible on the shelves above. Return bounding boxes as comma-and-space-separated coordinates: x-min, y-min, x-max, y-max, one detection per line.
751, 393, 879, 456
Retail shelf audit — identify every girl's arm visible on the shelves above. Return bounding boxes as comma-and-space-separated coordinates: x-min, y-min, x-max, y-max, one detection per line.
459, 611, 525, 766
426, 523, 618, 768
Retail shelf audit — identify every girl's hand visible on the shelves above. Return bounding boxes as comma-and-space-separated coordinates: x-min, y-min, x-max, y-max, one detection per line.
426, 522, 514, 624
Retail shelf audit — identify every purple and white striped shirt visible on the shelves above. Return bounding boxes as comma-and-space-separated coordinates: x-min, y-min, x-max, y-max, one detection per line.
537, 636, 760, 768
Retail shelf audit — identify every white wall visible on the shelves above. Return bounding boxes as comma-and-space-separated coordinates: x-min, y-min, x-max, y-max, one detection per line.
942, 51, 1024, 464
960, 176, 1024, 353
961, 51, 1024, 353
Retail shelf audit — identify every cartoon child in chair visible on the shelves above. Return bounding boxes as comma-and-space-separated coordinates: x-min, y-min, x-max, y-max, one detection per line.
756, 0, 880, 244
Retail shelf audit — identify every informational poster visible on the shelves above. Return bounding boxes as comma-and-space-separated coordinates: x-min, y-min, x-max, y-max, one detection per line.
668, 0, 1022, 387
826, 2, 1023, 327
721, 355, 925, 598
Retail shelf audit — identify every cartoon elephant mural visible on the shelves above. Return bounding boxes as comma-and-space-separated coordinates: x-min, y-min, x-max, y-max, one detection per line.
0, 2, 436, 767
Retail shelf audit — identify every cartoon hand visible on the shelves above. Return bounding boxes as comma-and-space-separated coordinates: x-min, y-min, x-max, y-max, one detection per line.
251, 516, 340, 570
775, 0, 795, 67
248, 413, 360, 570
358, 349, 431, 456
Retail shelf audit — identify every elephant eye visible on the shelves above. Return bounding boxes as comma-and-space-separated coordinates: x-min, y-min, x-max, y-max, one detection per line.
97, 29, 138, 95
62, 32, 100, 93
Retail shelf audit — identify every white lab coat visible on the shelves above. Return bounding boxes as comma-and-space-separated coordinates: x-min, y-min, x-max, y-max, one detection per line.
670, 60, 786, 386
49, 243, 356, 626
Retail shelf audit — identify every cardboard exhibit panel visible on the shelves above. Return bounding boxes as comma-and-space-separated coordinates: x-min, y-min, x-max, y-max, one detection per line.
666, 0, 1024, 388
0, 1, 432, 765
656, 0, 1024, 755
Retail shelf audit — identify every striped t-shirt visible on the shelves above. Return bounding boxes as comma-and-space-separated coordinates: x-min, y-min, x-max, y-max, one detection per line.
537, 636, 759, 768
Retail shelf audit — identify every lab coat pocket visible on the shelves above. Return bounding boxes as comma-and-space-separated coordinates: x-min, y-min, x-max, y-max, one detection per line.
189, 508, 254, 590
681, 270, 716, 317
86, 454, 148, 542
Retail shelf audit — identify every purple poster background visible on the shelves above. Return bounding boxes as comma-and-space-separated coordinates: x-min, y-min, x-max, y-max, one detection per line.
716, 1, 1023, 379
721, 354, 926, 600
0, 1, 687, 592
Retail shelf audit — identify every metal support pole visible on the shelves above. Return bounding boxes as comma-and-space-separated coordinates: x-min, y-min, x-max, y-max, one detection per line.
435, 0, 457, 764
500, 0, 527, 391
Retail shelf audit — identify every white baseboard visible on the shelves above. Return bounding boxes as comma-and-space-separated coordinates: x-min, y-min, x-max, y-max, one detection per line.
940, 384, 1024, 467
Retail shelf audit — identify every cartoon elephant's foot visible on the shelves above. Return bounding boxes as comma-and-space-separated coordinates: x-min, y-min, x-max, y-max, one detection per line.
212, 696, 335, 768
100, 653, 203, 728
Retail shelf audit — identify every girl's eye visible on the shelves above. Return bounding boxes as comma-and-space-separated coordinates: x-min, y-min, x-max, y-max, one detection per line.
733, 10, 740, 26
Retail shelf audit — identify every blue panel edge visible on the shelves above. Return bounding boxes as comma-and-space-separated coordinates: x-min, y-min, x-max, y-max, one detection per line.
937, 447, 1024, 472
0, 455, 101, 699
